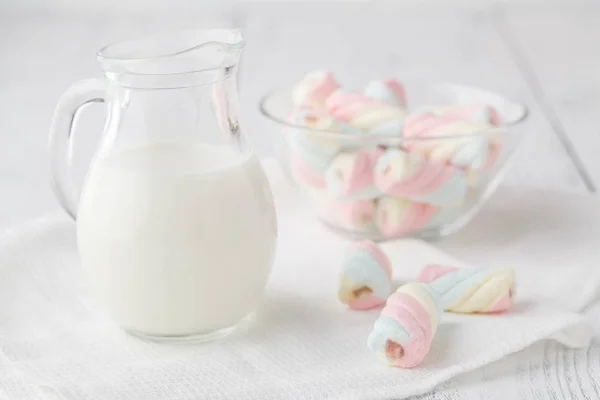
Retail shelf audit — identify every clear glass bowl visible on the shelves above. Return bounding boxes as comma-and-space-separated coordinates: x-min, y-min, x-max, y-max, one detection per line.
259, 82, 528, 241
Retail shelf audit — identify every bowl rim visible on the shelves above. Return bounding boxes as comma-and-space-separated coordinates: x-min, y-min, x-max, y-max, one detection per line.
258, 82, 529, 141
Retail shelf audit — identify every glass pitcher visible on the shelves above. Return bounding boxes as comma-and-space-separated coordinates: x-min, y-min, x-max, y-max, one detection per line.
48, 30, 277, 341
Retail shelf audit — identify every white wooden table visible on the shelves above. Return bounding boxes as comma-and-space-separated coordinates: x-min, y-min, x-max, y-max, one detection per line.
0, 1, 599, 399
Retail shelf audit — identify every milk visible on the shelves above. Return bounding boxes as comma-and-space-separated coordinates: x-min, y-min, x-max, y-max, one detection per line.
77, 142, 277, 337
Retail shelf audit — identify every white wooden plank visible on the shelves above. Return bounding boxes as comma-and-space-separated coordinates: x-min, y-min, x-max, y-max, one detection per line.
502, 3, 600, 192
240, 3, 588, 192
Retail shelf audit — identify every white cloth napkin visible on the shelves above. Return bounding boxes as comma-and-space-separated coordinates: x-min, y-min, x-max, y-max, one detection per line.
0, 164, 598, 400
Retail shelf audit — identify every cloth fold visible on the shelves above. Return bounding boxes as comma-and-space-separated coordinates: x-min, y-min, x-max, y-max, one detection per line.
0, 163, 598, 400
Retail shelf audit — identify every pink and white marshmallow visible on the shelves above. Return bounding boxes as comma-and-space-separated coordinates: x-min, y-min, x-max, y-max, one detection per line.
292, 71, 340, 108
338, 241, 393, 310
374, 148, 467, 206
367, 282, 443, 368
375, 196, 438, 237
324, 199, 376, 231
363, 79, 407, 108
416, 265, 515, 314
303, 186, 376, 231
403, 111, 501, 172
287, 107, 343, 174
415, 104, 501, 126
325, 148, 383, 200
326, 90, 406, 135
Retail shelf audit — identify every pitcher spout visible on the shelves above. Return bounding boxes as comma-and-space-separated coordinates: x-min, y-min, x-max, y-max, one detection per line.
97, 29, 245, 89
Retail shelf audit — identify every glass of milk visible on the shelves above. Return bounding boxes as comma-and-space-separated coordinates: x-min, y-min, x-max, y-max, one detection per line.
48, 30, 277, 341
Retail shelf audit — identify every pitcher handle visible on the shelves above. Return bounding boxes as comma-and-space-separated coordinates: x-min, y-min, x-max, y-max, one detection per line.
49, 79, 106, 220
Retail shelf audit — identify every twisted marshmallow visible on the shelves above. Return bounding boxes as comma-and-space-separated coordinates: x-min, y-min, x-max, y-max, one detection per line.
302, 186, 376, 231
338, 241, 392, 310
287, 108, 345, 190
416, 265, 515, 314
288, 107, 342, 170
364, 79, 407, 108
403, 112, 500, 172
325, 148, 383, 200
367, 283, 443, 368
292, 71, 340, 108
288, 107, 371, 174
374, 148, 467, 206
464, 142, 502, 186
324, 199, 376, 231
326, 90, 406, 135
416, 104, 500, 126
375, 197, 437, 237
375, 197, 462, 237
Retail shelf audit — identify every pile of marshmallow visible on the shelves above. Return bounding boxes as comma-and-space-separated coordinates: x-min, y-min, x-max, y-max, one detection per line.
287, 72, 502, 237
338, 241, 515, 368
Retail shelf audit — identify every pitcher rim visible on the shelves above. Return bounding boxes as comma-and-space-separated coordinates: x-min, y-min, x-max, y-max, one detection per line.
96, 28, 245, 63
